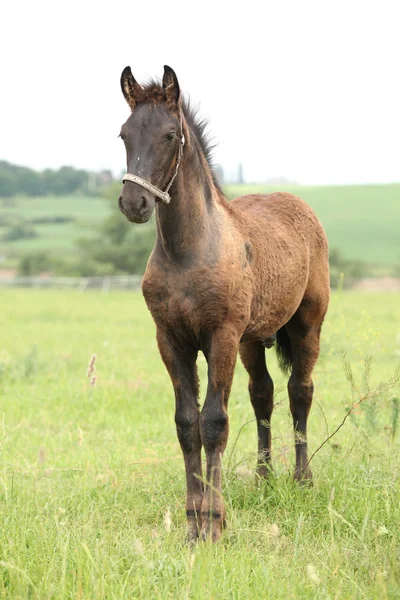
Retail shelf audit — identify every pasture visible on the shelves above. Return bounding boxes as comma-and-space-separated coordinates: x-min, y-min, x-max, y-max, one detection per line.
1, 182, 400, 270
0, 195, 107, 260
226, 183, 400, 267
0, 289, 399, 598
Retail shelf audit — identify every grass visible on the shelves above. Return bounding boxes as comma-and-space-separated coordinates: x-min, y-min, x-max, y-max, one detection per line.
1, 183, 400, 269
0, 289, 399, 598
0, 195, 108, 258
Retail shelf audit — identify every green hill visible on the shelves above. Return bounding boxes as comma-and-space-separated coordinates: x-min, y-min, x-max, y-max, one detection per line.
0, 195, 109, 265
226, 183, 400, 267
0, 183, 399, 272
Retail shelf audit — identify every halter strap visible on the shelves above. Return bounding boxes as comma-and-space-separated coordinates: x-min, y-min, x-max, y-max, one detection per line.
122, 113, 185, 205
121, 173, 173, 204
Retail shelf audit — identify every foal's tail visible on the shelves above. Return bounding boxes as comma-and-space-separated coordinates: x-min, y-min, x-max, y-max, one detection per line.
275, 327, 293, 375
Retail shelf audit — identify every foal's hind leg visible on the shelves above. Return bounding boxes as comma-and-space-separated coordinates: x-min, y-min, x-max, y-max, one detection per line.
239, 341, 274, 478
285, 299, 327, 482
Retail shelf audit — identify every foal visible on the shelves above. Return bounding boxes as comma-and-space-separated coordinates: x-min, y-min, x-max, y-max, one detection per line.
118, 65, 330, 542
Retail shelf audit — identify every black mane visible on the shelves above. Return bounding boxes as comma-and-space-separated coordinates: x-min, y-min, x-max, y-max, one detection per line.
181, 98, 222, 193
139, 79, 223, 193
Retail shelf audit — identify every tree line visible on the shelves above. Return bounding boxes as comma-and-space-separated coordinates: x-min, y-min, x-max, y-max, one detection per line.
0, 161, 113, 197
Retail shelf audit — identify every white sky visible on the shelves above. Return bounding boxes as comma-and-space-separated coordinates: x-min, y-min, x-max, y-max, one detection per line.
1, 0, 399, 185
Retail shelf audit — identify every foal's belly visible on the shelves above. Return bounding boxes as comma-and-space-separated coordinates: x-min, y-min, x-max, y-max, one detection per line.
242, 266, 309, 342
142, 251, 308, 346
242, 293, 302, 342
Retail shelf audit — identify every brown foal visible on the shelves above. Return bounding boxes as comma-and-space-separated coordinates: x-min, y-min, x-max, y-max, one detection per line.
117, 65, 330, 542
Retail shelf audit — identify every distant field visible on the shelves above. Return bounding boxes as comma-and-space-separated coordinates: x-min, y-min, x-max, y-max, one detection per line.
226, 183, 400, 267
0, 183, 399, 268
0, 195, 109, 260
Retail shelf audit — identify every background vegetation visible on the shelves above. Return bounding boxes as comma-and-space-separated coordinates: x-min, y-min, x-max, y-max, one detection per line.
1, 165, 399, 597
0, 161, 113, 198
0, 172, 399, 284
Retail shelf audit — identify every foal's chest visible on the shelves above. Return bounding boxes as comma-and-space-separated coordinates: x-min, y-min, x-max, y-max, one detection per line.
141, 266, 239, 335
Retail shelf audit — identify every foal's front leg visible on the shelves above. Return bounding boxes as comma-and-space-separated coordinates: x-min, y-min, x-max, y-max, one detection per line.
200, 327, 239, 542
156, 329, 203, 542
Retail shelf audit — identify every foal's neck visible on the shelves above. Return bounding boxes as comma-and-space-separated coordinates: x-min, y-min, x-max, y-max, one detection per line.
155, 136, 223, 266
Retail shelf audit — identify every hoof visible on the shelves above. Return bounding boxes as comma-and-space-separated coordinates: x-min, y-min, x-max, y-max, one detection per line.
293, 467, 313, 486
201, 527, 223, 543
201, 509, 225, 543
186, 509, 202, 544
186, 532, 199, 546
255, 463, 274, 480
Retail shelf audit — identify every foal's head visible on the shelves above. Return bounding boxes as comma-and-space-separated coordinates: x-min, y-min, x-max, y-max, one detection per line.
118, 66, 183, 223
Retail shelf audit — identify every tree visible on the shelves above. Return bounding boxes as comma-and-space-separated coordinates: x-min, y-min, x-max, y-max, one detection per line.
0, 170, 16, 197
329, 248, 367, 288
0, 161, 114, 197
76, 183, 156, 275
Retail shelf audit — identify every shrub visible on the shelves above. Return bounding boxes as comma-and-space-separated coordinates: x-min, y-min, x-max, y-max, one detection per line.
329, 248, 367, 289
19, 252, 52, 275
2, 221, 38, 241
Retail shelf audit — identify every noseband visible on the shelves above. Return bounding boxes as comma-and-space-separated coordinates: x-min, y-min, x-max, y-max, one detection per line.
122, 113, 185, 205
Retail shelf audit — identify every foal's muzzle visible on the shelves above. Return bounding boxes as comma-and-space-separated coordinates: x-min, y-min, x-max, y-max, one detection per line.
118, 181, 155, 223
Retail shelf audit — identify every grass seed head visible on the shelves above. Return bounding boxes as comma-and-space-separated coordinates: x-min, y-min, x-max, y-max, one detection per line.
306, 564, 321, 585
268, 523, 280, 538
38, 446, 46, 465
163, 507, 172, 532
133, 539, 144, 555
377, 525, 389, 535
77, 428, 83, 447
235, 465, 253, 478
87, 354, 97, 378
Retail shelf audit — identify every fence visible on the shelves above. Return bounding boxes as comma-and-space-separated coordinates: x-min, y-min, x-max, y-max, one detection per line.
0, 275, 142, 292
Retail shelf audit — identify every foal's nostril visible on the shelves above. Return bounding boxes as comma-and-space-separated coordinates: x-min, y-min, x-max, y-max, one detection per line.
118, 195, 123, 211
140, 196, 148, 211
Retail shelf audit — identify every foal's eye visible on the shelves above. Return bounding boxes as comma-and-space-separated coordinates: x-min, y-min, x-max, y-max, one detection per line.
165, 133, 175, 143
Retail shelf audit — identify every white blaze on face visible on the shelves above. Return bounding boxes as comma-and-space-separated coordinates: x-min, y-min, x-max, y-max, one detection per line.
137, 156, 144, 175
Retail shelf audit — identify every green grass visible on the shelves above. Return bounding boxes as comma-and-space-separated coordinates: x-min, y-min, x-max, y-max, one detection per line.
0, 195, 108, 221
1, 290, 399, 598
0, 195, 109, 257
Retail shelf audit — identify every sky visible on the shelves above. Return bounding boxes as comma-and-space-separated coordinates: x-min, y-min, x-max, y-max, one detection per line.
1, 0, 399, 185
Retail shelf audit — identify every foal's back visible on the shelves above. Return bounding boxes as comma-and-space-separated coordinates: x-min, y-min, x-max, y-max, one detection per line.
229, 191, 328, 272
231, 192, 326, 246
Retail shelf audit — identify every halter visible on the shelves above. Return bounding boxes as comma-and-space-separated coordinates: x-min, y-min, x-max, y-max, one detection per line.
122, 113, 185, 205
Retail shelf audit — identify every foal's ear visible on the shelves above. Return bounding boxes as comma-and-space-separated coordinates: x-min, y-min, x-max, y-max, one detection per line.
120, 66, 142, 110
162, 65, 180, 107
